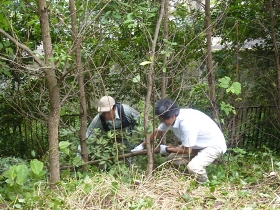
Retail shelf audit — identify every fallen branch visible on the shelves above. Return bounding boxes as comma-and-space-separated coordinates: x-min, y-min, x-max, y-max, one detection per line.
60, 149, 160, 170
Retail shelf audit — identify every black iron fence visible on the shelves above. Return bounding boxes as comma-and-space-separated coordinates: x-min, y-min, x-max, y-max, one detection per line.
0, 106, 279, 158
227, 106, 280, 151
0, 115, 79, 158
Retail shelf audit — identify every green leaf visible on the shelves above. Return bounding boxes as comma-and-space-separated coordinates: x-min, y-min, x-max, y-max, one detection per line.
123, 12, 134, 24
220, 101, 234, 116
61, 148, 70, 155
30, 159, 44, 176
182, 194, 192, 202
118, 2, 131, 7
218, 76, 231, 88
5, 47, 13, 55
163, 39, 170, 44
38, 170, 46, 177
113, 13, 121, 19
3, 41, 10, 47
163, 67, 167, 73
31, 150, 36, 157
5, 178, 14, 186
99, 160, 106, 165
83, 175, 91, 184
15, 164, 29, 185
209, 186, 215, 193
3, 165, 17, 180
107, 130, 114, 138
49, 202, 54, 208
60, 108, 66, 116
132, 74, 140, 83
14, 204, 22, 209
73, 156, 84, 167
111, 181, 119, 190
3, 69, 11, 76
127, 12, 133, 20
226, 82, 241, 95
230, 82, 242, 95
18, 198, 25, 203
59, 141, 71, 149
0, 14, 9, 30
140, 61, 152, 66
59, 128, 74, 137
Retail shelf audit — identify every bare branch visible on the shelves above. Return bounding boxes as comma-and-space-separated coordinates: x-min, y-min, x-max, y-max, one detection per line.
0, 29, 45, 67
144, 0, 166, 176
58, 65, 78, 84
60, 149, 160, 170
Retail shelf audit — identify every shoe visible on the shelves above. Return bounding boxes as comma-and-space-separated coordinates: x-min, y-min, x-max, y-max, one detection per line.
196, 175, 209, 184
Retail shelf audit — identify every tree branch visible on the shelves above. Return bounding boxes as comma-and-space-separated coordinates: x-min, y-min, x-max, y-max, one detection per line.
0, 29, 45, 67
58, 65, 78, 84
60, 150, 160, 170
144, 0, 165, 176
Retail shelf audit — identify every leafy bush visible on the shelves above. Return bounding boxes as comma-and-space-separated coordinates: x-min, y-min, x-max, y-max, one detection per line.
0, 147, 279, 209
207, 146, 280, 187
0, 158, 47, 208
0, 157, 26, 173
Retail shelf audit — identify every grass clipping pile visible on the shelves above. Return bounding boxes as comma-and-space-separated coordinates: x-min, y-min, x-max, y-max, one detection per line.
64, 168, 280, 209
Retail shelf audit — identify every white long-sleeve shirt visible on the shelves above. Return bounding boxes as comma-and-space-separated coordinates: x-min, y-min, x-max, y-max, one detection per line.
158, 108, 227, 153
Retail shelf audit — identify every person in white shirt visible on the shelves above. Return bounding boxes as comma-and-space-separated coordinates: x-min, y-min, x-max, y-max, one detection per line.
131, 98, 227, 183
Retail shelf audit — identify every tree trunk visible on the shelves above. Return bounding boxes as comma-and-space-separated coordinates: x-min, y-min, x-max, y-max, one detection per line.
160, 0, 169, 145
235, 21, 239, 81
268, 0, 280, 109
161, 0, 169, 99
144, 0, 165, 176
205, 0, 219, 125
69, 0, 88, 169
85, 79, 93, 122
38, 0, 61, 187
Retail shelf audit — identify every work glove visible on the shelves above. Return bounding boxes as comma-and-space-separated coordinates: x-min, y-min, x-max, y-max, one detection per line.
160, 145, 169, 154
131, 143, 144, 152
76, 145, 81, 157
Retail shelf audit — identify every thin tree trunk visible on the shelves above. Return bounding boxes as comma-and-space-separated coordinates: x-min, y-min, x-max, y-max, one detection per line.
235, 21, 239, 81
69, 0, 88, 169
161, 0, 169, 145
144, 0, 165, 176
161, 0, 169, 99
232, 21, 239, 146
38, 0, 61, 187
205, 0, 219, 125
85, 80, 93, 122
268, 0, 280, 108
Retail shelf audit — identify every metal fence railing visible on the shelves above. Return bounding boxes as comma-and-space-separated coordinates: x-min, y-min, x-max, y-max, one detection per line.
0, 115, 79, 158
1, 107, 280, 158
227, 106, 280, 151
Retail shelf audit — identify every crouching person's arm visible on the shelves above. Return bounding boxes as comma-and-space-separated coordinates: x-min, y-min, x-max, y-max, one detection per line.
131, 129, 165, 152
161, 145, 192, 154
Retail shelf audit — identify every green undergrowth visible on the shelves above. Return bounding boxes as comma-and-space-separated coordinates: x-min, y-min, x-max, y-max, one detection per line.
0, 147, 279, 209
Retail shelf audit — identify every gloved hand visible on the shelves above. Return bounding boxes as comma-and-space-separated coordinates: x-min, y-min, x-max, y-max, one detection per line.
76, 145, 81, 157
131, 143, 144, 152
160, 145, 169, 154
